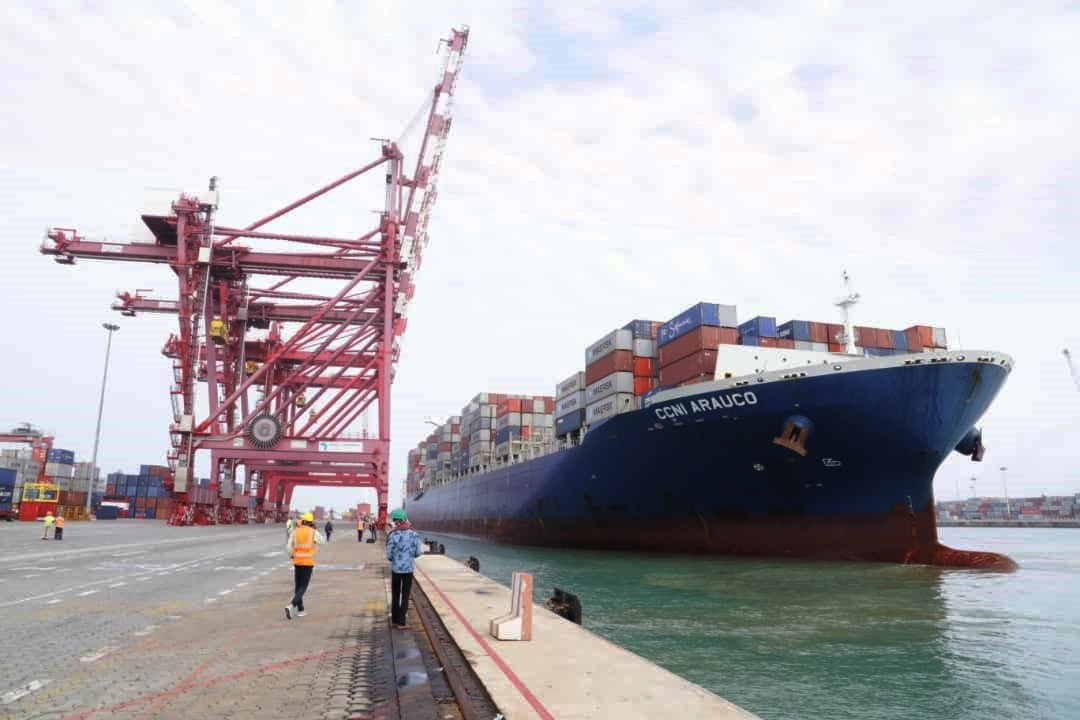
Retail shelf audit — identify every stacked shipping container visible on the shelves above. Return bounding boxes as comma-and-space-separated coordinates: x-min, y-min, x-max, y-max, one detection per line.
403, 300, 954, 495
104, 464, 175, 519
658, 303, 739, 386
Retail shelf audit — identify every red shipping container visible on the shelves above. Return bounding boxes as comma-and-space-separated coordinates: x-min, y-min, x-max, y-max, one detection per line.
541, 398, 554, 413
633, 377, 654, 395
775, 338, 796, 349
826, 324, 844, 344
659, 327, 739, 368
586, 350, 634, 385
757, 337, 779, 348
659, 350, 718, 386
808, 322, 829, 344
828, 342, 845, 353
633, 357, 655, 377
905, 325, 933, 350
854, 326, 877, 348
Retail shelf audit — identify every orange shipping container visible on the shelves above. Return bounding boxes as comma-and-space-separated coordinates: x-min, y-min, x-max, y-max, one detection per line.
633, 377, 654, 396
586, 350, 634, 385
828, 342, 845, 353
633, 357, 655, 377
826, 324, 844, 344
808, 322, 829, 344
905, 325, 933, 350
776, 338, 796, 349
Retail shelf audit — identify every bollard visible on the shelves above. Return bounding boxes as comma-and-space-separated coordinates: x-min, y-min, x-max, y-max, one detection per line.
489, 572, 533, 641
544, 587, 583, 625
466, 556, 480, 572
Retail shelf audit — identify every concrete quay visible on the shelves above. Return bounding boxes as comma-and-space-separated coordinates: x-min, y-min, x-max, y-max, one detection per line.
0, 521, 755, 719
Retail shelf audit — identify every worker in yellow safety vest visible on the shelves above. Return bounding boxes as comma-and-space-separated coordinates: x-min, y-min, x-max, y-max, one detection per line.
357, 517, 365, 543
284, 512, 325, 619
54, 515, 65, 541
41, 511, 55, 540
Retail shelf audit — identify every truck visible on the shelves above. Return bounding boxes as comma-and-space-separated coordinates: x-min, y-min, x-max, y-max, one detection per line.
0, 468, 16, 521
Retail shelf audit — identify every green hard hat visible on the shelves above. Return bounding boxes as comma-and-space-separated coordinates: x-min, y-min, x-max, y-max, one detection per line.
390, 508, 407, 521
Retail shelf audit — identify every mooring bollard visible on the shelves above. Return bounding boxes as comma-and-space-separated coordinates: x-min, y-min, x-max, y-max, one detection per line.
490, 572, 533, 641
544, 587, 583, 625
466, 556, 480, 572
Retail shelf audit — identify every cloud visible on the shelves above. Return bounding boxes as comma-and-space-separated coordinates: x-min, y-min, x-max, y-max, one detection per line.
1, 1, 1077, 515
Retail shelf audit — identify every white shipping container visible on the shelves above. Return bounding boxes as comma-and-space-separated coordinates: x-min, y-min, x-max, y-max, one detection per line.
496, 412, 521, 430
494, 441, 512, 458
556, 391, 586, 418
585, 329, 633, 364
556, 371, 587, 399
586, 372, 635, 404
794, 341, 815, 351
810, 342, 828, 352
632, 338, 657, 358
45, 462, 75, 479
586, 393, 636, 424
933, 327, 947, 347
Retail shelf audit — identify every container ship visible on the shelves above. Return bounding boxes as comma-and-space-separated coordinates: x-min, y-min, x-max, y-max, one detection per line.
404, 293, 1017, 569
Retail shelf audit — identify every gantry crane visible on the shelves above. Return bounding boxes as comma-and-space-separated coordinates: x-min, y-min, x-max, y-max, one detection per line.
41, 27, 469, 527
1066, 348, 1080, 392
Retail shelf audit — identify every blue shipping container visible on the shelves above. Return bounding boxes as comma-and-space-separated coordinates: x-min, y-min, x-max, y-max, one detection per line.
893, 330, 908, 351
621, 319, 657, 339
738, 316, 777, 338
47, 449, 76, 465
658, 303, 735, 347
96, 505, 119, 520
495, 427, 521, 445
777, 320, 811, 342
555, 410, 586, 436
0, 468, 15, 513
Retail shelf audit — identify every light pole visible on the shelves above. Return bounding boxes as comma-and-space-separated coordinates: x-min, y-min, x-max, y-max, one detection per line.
88, 323, 120, 515
1000, 465, 1010, 518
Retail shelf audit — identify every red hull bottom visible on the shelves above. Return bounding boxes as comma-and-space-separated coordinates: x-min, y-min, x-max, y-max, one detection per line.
413, 508, 1018, 571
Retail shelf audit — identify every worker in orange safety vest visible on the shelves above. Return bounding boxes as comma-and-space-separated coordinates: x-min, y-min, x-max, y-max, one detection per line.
54, 514, 65, 541
284, 512, 325, 619
357, 516, 365, 543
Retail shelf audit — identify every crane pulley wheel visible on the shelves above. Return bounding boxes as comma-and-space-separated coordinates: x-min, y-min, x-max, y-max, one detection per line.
247, 413, 282, 448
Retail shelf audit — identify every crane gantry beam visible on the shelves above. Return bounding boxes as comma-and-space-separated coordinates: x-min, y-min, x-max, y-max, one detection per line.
38, 26, 469, 527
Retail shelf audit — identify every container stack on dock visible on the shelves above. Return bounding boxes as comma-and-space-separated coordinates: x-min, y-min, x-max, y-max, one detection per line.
0, 447, 43, 509
657, 302, 739, 387
104, 464, 173, 519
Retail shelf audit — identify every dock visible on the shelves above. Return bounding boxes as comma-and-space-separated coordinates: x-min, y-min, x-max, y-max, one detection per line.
0, 521, 755, 719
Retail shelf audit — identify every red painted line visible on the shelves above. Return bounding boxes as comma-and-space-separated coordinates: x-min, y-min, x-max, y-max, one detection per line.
62, 642, 358, 720
416, 565, 556, 720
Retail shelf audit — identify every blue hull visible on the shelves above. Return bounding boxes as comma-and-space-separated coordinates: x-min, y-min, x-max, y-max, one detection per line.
406, 356, 1011, 563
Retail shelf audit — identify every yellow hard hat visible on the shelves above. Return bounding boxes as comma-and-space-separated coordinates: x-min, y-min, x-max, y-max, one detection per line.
301, 512, 314, 522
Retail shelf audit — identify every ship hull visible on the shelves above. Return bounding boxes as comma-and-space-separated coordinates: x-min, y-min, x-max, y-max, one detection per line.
406, 355, 1011, 565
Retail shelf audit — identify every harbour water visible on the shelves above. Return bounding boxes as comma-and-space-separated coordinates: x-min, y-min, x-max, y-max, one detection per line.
419, 526, 1080, 719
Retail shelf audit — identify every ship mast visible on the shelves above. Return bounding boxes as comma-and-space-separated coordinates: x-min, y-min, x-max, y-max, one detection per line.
1065, 348, 1080, 392
833, 270, 861, 355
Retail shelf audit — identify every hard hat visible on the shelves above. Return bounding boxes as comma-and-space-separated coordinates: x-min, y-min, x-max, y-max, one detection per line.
301, 512, 314, 522
390, 508, 407, 522
46, 511, 53, 516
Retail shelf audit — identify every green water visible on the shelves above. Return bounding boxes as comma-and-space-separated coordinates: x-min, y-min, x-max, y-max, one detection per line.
421, 527, 1080, 719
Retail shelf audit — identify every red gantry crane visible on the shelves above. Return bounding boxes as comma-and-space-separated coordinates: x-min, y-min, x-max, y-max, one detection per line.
41, 27, 469, 527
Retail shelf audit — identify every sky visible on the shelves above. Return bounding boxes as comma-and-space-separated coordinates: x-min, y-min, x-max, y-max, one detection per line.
1, 1, 1078, 513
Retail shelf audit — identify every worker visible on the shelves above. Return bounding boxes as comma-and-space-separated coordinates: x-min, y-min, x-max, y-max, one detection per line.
357, 516, 365, 543
41, 511, 55, 540
385, 508, 423, 629
53, 514, 65, 541
285, 516, 294, 539
324, 517, 333, 541
367, 515, 378, 543
284, 511, 325, 619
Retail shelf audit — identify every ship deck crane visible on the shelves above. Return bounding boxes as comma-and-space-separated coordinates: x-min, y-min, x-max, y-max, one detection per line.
40, 26, 469, 528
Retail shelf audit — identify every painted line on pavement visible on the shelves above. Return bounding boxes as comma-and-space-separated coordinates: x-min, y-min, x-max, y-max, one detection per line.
79, 647, 115, 663
47, 598, 63, 605
0, 530, 271, 566
2, 679, 49, 705
77, 590, 99, 597
205, 598, 218, 603
109, 582, 127, 588
132, 625, 158, 636
218, 589, 232, 596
